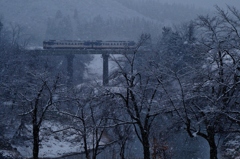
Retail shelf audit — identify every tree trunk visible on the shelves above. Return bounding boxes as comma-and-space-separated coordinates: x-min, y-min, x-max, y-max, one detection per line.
33, 124, 39, 159
82, 127, 90, 159
142, 132, 151, 159
208, 138, 218, 159
207, 127, 218, 159
32, 103, 39, 159
83, 134, 90, 159
120, 142, 126, 159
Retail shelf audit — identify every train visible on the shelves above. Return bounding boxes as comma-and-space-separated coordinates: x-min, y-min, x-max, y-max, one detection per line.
43, 40, 136, 50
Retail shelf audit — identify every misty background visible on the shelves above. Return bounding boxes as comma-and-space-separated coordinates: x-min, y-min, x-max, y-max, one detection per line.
1, 0, 239, 46
0, 0, 240, 159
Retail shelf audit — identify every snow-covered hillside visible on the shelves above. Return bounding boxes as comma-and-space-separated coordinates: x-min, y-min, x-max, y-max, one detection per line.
12, 121, 111, 158
0, 0, 150, 22
0, 0, 155, 43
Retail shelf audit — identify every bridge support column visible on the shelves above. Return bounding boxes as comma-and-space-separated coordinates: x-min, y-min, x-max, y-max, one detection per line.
102, 54, 109, 86
66, 54, 74, 85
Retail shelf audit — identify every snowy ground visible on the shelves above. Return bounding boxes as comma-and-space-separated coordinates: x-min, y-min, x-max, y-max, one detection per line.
11, 121, 110, 158
0, 150, 22, 159
222, 135, 240, 159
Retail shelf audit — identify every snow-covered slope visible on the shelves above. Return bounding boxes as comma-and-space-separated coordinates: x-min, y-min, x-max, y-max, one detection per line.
0, 0, 151, 22
154, 0, 240, 9
12, 121, 111, 158
0, 0, 154, 43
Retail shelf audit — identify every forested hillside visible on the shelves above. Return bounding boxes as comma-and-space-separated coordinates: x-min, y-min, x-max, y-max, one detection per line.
116, 0, 206, 23
0, 0, 207, 44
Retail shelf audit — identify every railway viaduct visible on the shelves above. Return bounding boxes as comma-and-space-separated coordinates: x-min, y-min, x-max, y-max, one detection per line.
26, 49, 136, 86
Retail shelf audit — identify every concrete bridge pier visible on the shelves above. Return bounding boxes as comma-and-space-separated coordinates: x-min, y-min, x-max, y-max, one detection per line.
66, 54, 74, 85
102, 54, 109, 86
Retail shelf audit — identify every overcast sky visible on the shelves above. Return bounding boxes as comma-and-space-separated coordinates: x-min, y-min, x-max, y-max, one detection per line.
158, 0, 240, 9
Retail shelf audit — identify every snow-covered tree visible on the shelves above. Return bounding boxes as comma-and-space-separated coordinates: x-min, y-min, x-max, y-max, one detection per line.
156, 6, 240, 159
18, 74, 62, 159
107, 35, 169, 159
56, 84, 114, 159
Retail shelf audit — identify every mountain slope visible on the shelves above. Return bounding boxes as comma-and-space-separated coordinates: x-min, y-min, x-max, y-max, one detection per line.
0, 0, 152, 22
0, 0, 156, 43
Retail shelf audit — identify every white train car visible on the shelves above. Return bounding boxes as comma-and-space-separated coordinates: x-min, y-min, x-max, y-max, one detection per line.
43, 40, 136, 50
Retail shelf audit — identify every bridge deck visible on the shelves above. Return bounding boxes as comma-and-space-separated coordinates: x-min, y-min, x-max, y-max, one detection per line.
26, 49, 137, 55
